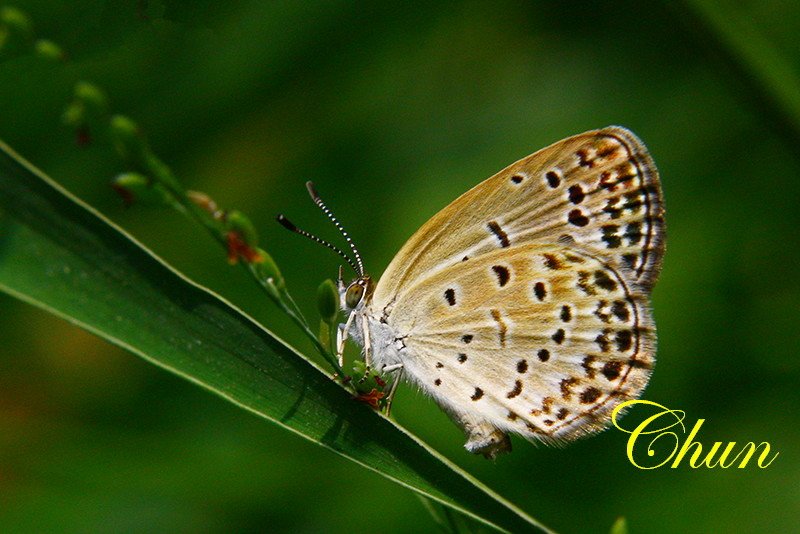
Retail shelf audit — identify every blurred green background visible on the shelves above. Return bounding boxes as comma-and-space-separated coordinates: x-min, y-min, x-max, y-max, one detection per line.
1, 1, 799, 532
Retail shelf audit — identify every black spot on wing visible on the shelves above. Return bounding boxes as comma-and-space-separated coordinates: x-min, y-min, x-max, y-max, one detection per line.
612, 300, 630, 322
616, 330, 633, 352
543, 253, 563, 270
551, 328, 565, 344
492, 265, 511, 287
487, 221, 510, 248
568, 185, 585, 204
602, 360, 623, 380
546, 170, 561, 188
594, 270, 617, 291
506, 380, 523, 398
580, 387, 602, 404
568, 209, 589, 227
444, 288, 456, 306
533, 282, 546, 301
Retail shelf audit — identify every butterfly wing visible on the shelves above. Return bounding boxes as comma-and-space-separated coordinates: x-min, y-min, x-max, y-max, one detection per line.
384, 244, 655, 443
372, 126, 664, 313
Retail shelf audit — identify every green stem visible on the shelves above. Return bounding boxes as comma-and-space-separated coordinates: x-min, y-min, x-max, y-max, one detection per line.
142, 149, 344, 376
2, 11, 346, 379
279, 285, 310, 327
327, 317, 337, 364
255, 274, 343, 375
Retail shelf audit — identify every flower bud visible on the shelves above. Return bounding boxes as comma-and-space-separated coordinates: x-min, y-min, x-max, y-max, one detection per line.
0, 7, 31, 34
110, 115, 149, 165
225, 231, 264, 265
0, 8, 33, 56
254, 249, 283, 288
111, 172, 171, 206
74, 82, 108, 117
34, 39, 65, 61
226, 210, 258, 245
62, 102, 84, 128
317, 279, 338, 323
187, 190, 223, 220
610, 517, 628, 534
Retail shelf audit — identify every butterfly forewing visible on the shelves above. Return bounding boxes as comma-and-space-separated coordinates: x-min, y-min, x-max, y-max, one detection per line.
372, 126, 665, 311
386, 244, 654, 442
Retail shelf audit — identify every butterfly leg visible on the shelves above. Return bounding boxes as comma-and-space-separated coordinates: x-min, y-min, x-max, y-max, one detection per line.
383, 366, 403, 417
361, 313, 373, 369
336, 310, 357, 369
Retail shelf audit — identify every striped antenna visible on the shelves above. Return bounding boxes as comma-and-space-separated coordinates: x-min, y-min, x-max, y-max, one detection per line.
276, 214, 361, 276
305, 181, 365, 276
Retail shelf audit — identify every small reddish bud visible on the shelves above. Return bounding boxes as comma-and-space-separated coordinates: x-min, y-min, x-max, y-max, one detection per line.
226, 210, 258, 245
226, 231, 264, 265
356, 388, 385, 409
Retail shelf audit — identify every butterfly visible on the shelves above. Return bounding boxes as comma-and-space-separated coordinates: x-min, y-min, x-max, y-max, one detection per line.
279, 126, 665, 458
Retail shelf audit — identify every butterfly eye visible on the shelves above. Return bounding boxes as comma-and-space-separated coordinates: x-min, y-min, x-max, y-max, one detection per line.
345, 282, 366, 309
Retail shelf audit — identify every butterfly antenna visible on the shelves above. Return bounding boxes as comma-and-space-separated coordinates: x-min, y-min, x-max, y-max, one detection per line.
305, 181, 365, 276
276, 214, 361, 275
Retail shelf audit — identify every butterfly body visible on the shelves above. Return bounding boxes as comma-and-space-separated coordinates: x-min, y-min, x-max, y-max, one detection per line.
337, 126, 664, 458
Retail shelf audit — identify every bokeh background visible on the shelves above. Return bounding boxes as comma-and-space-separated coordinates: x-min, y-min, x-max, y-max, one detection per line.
1, 1, 799, 532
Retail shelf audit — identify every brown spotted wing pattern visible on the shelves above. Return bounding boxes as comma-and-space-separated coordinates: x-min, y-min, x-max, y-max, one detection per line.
368, 126, 664, 450
385, 244, 654, 442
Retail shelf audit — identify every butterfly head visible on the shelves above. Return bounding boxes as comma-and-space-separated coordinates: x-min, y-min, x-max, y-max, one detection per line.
339, 273, 374, 311
277, 181, 370, 310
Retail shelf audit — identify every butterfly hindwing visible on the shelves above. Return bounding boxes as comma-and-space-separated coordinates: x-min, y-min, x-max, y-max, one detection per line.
372, 126, 665, 311
360, 126, 664, 453
385, 244, 655, 442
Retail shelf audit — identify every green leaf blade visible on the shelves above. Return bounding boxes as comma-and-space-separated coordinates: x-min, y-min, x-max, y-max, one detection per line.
0, 141, 551, 534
